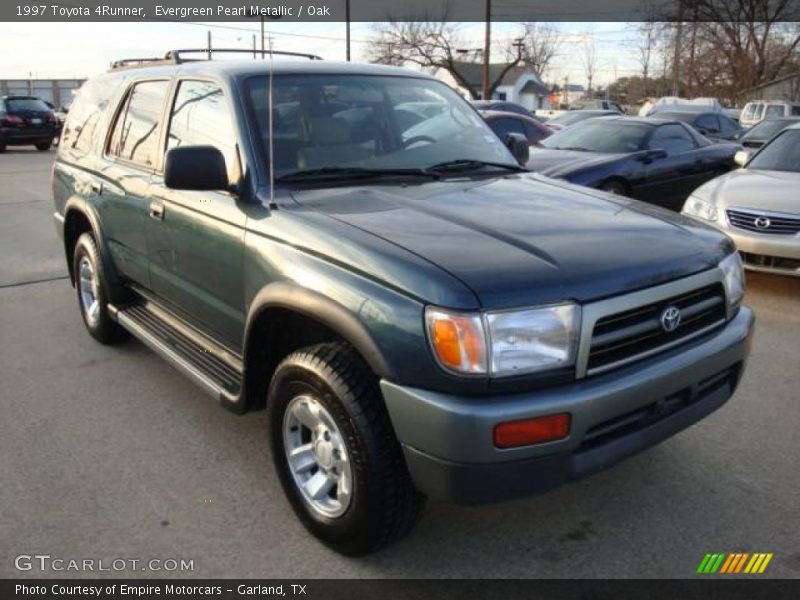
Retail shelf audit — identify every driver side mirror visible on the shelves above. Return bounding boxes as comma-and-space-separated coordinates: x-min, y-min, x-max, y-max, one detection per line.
734, 150, 750, 167
165, 145, 230, 191
505, 132, 529, 165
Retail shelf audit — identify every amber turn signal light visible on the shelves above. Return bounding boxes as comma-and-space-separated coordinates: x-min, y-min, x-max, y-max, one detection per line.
493, 413, 571, 448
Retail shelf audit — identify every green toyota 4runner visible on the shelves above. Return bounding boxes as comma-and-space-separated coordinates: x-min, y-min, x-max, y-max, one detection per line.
53, 51, 754, 555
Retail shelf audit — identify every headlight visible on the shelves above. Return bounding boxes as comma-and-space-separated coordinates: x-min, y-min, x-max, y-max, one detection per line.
719, 252, 745, 307
682, 195, 718, 221
425, 303, 581, 377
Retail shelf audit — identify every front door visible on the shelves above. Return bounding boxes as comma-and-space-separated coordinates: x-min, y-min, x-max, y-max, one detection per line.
146, 79, 247, 350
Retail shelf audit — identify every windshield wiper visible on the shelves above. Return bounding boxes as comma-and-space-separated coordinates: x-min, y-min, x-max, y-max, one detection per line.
276, 166, 440, 182
426, 159, 527, 174
560, 146, 593, 152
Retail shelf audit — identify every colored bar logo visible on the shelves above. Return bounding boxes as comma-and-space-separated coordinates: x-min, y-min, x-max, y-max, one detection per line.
697, 552, 773, 574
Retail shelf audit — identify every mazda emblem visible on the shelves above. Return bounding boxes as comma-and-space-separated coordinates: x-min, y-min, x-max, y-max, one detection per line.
754, 216, 771, 229
660, 306, 682, 332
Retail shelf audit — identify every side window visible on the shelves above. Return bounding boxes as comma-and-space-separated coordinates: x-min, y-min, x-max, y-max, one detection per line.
741, 103, 756, 120
166, 80, 239, 183
765, 104, 784, 118
719, 115, 738, 133
490, 117, 525, 139
695, 114, 720, 133
649, 124, 696, 155
792, 106, 800, 116
107, 80, 169, 168
61, 76, 120, 154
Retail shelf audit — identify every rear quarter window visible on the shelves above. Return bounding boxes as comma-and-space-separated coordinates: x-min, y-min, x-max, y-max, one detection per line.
61, 75, 123, 154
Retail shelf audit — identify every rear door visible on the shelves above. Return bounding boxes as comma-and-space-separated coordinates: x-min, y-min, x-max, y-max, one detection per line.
146, 78, 247, 350
98, 79, 171, 287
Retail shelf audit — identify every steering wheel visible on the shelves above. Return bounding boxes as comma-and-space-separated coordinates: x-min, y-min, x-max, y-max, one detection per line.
402, 135, 437, 149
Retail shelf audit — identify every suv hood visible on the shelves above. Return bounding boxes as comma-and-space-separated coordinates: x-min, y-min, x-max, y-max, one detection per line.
290, 174, 732, 309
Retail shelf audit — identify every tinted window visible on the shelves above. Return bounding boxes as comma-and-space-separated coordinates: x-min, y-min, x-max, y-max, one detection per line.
108, 80, 169, 168
742, 119, 793, 141
541, 120, 649, 153
748, 130, 800, 173
167, 80, 239, 182
61, 76, 120, 153
648, 124, 696, 154
489, 117, 525, 139
765, 105, 784, 118
792, 106, 800, 116
6, 97, 51, 112
718, 115, 738, 133
695, 114, 720, 133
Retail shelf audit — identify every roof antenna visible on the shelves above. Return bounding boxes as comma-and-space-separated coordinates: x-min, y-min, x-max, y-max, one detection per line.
267, 35, 277, 210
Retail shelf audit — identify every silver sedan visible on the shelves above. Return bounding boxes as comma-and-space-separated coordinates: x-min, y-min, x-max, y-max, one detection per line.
682, 124, 800, 277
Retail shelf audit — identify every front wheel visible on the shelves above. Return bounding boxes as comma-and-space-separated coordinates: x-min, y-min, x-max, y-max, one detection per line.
35, 141, 52, 151
268, 342, 425, 555
599, 179, 629, 196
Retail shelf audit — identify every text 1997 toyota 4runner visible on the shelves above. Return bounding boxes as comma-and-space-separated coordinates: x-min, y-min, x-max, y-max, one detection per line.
53, 50, 754, 555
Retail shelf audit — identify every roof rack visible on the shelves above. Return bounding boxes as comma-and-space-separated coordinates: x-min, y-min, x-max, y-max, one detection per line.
110, 48, 323, 70
166, 48, 324, 62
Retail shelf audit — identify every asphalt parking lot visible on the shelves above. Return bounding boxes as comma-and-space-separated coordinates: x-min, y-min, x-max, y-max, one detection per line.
1, 147, 799, 579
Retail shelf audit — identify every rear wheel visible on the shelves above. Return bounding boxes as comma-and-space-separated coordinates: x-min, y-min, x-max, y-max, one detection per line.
268, 342, 425, 555
35, 141, 52, 151
0, 143, 6, 153
72, 233, 127, 345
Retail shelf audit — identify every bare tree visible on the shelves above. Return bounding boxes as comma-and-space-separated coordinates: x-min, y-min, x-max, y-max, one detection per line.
636, 21, 659, 97
516, 23, 562, 81
581, 31, 598, 96
368, 19, 530, 99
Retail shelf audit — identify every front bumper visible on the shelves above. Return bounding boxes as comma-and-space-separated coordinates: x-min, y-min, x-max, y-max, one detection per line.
723, 228, 800, 277
381, 306, 754, 504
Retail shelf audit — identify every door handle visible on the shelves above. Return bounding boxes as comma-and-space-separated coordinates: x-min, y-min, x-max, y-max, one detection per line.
149, 201, 165, 220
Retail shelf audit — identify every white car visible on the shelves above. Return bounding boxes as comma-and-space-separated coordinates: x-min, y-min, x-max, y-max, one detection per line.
682, 124, 800, 277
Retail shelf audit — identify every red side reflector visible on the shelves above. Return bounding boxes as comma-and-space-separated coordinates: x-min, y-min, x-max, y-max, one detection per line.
493, 413, 571, 448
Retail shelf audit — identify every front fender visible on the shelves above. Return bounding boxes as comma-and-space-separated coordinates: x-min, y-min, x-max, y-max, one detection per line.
244, 282, 397, 381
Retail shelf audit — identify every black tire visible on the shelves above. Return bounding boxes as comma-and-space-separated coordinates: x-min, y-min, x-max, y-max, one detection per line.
0, 143, 6, 153
268, 342, 425, 555
35, 141, 52, 151
72, 233, 128, 345
599, 179, 629, 196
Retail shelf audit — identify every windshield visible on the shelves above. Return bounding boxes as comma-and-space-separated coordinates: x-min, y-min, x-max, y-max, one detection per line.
6, 97, 52, 112
747, 130, 800, 173
540, 120, 649, 153
246, 74, 516, 178
742, 119, 796, 141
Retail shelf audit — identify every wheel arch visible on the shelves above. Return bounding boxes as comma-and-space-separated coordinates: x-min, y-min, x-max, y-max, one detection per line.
242, 283, 397, 411
598, 175, 632, 196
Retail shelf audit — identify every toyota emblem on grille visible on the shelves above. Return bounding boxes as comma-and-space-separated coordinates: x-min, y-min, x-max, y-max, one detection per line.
754, 216, 771, 229
660, 306, 682, 332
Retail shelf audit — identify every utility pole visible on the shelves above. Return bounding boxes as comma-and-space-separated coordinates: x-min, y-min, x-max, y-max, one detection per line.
261, 16, 265, 55
345, 0, 351, 61
482, 0, 491, 100
253, 34, 257, 59
671, 3, 685, 97
207, 31, 212, 60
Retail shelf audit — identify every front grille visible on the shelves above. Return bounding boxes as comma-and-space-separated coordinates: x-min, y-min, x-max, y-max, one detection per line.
741, 252, 800, 272
727, 209, 800, 235
580, 365, 739, 452
587, 283, 726, 373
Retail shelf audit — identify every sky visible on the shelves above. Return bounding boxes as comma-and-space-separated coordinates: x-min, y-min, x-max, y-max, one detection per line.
0, 21, 646, 87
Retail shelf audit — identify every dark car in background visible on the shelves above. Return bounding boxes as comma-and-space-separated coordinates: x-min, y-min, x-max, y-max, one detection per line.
471, 100, 532, 117
652, 110, 742, 141
0, 95, 60, 152
482, 110, 551, 146
736, 117, 800, 149
545, 109, 620, 131
527, 116, 737, 210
